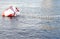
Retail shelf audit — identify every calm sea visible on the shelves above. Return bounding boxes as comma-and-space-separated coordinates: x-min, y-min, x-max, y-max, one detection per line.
0, 0, 60, 39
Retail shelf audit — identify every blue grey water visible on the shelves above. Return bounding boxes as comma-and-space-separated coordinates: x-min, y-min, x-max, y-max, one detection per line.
0, 0, 60, 39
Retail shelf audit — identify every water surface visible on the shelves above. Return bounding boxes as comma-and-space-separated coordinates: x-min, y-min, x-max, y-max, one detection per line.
0, 0, 60, 39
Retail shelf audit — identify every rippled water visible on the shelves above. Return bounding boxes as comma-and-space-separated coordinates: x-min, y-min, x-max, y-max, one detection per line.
0, 0, 60, 39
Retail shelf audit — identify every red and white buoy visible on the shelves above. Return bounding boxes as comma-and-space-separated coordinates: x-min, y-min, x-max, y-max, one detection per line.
2, 6, 20, 17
